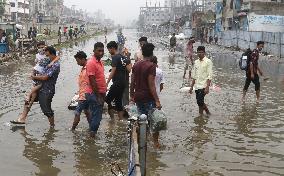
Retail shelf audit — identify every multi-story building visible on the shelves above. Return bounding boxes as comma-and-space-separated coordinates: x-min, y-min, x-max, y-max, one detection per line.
140, 6, 171, 26
10, 0, 29, 23
0, 0, 12, 22
238, 0, 284, 32
29, 0, 47, 23
205, 0, 221, 12
165, 0, 190, 7
93, 9, 106, 24
216, 0, 284, 32
44, 0, 63, 23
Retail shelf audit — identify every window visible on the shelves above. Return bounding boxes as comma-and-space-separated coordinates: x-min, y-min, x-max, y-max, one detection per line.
10, 2, 15, 7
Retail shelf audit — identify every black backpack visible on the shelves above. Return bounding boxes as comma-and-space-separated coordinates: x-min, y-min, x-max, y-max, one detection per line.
239, 49, 252, 71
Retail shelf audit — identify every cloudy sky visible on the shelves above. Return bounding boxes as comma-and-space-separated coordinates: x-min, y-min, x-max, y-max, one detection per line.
64, 0, 163, 25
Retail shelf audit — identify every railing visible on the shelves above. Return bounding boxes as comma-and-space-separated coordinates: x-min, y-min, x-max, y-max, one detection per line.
111, 114, 148, 176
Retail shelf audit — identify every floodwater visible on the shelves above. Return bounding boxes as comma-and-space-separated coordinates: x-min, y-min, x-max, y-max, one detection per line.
0, 29, 284, 176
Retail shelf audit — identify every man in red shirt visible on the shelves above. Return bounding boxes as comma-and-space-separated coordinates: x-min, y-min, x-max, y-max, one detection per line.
71, 51, 91, 130
130, 43, 162, 148
86, 42, 107, 138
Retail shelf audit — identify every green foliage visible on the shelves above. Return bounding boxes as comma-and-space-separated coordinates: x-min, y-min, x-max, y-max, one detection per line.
0, 0, 5, 16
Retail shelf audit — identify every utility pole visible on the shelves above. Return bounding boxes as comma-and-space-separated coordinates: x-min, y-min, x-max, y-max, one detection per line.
15, 0, 18, 23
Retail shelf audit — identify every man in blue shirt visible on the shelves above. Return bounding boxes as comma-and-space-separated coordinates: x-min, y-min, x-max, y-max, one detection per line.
11, 46, 60, 127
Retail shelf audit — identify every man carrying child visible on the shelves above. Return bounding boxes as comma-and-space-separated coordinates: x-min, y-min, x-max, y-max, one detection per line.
11, 44, 60, 127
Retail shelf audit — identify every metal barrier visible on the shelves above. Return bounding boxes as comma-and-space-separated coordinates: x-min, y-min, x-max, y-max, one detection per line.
138, 115, 147, 176
111, 114, 148, 176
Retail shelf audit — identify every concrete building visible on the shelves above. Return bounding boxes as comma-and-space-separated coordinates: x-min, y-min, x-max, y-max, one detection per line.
215, 0, 284, 32
205, 0, 221, 12
29, 0, 47, 23
1, 0, 12, 22
93, 9, 105, 25
44, 0, 63, 23
10, 0, 30, 23
140, 6, 171, 26
164, 0, 190, 7
238, 1, 284, 32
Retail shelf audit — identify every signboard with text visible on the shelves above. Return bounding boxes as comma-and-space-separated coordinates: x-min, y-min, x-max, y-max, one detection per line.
248, 13, 284, 32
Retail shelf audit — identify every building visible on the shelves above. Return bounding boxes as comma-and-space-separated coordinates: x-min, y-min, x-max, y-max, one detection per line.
140, 6, 171, 26
29, 0, 47, 23
93, 9, 106, 24
10, 0, 29, 23
215, 0, 284, 32
0, 0, 12, 22
205, 0, 221, 12
44, 0, 63, 23
164, 0, 190, 7
238, 0, 284, 32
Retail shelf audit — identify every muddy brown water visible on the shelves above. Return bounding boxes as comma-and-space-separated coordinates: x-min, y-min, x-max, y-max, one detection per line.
0, 29, 283, 176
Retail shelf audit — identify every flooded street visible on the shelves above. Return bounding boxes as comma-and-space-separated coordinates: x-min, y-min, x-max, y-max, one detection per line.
0, 29, 284, 176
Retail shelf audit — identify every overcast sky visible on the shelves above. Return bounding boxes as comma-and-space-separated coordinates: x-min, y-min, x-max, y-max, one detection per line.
64, 0, 162, 25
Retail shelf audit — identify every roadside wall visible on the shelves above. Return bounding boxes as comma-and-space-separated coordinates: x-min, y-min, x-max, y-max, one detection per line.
21, 23, 98, 35
216, 31, 284, 58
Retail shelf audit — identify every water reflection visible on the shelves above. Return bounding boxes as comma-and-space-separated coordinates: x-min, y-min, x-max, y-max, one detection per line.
234, 104, 258, 136
11, 127, 61, 176
72, 120, 128, 176
72, 134, 104, 175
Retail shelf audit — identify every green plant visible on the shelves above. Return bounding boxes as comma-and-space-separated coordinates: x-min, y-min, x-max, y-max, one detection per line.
0, 0, 6, 16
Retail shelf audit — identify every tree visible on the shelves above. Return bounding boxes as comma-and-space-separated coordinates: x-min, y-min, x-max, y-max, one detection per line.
0, 0, 6, 17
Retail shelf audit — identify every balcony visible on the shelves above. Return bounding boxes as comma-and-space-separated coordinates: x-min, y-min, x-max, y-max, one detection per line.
10, 0, 29, 4
10, 7, 29, 14
18, 0, 29, 5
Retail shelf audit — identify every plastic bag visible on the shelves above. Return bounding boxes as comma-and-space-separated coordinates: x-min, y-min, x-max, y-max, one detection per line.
149, 109, 167, 132
125, 103, 139, 119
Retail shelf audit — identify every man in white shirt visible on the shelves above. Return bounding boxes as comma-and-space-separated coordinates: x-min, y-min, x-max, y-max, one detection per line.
151, 56, 165, 97
189, 46, 213, 116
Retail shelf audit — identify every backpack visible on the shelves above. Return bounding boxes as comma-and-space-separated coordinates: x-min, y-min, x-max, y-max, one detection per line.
239, 49, 252, 71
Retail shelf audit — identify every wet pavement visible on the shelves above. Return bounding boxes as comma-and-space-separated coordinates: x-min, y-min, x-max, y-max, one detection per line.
0, 29, 284, 176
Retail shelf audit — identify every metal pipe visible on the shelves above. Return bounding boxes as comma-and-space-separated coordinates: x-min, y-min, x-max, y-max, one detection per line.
138, 114, 147, 176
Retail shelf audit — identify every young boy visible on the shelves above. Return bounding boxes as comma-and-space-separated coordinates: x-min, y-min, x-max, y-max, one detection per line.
189, 46, 213, 116
25, 42, 60, 108
151, 56, 165, 97
71, 51, 91, 130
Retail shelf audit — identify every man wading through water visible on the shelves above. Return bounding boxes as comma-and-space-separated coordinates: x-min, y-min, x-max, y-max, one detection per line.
131, 43, 162, 148
106, 41, 132, 120
11, 46, 60, 126
189, 46, 213, 116
183, 37, 195, 80
134, 37, 147, 63
86, 42, 107, 138
71, 51, 91, 130
242, 41, 265, 103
